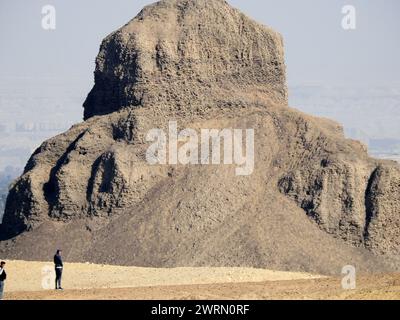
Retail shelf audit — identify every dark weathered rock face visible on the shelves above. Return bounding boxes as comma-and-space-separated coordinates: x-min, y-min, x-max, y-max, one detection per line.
0, 0, 399, 274
83, 0, 287, 119
278, 147, 400, 256
364, 165, 400, 256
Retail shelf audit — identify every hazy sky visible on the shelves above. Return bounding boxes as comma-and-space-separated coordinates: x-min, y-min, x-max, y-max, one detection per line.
0, 0, 399, 87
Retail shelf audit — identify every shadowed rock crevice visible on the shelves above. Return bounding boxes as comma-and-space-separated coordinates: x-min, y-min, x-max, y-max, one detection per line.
43, 131, 87, 218
363, 166, 379, 241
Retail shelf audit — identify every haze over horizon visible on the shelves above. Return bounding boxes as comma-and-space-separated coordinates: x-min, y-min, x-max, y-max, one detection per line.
0, 0, 399, 87
0, 0, 399, 177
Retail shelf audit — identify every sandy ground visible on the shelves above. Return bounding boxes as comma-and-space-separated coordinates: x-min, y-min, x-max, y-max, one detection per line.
1, 261, 399, 300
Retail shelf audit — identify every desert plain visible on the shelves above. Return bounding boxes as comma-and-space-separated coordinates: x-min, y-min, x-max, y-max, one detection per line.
1, 260, 399, 300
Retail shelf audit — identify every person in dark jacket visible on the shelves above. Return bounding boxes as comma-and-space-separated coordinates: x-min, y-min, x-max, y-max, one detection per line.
53, 250, 63, 290
0, 261, 6, 299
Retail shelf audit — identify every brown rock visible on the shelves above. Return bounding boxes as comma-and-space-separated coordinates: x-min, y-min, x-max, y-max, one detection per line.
1, 0, 399, 275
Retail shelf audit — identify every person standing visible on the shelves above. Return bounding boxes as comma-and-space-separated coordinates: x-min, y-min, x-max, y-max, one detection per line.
0, 261, 6, 299
53, 250, 63, 290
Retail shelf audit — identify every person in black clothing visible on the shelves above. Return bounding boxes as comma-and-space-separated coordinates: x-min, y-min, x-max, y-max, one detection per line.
0, 261, 6, 299
54, 250, 63, 290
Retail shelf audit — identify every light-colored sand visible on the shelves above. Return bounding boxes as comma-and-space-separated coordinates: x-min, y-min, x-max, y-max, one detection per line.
2, 261, 399, 300
7, 276, 400, 300
1, 260, 321, 293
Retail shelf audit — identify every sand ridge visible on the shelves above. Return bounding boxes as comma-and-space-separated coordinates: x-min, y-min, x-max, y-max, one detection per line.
2, 260, 322, 293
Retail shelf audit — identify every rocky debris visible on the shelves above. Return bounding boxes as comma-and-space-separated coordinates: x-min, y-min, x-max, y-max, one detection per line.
0, 0, 399, 274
